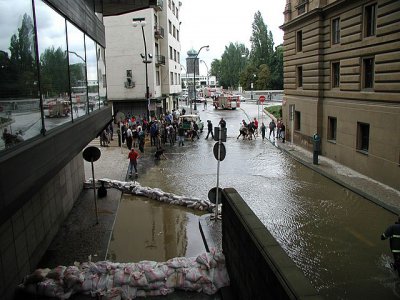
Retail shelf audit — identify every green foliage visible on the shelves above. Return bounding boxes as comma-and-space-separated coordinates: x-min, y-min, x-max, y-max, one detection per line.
265, 105, 282, 119
203, 11, 284, 91
40, 47, 68, 97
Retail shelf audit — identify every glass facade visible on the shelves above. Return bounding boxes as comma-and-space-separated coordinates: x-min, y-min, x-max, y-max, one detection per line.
0, 0, 106, 151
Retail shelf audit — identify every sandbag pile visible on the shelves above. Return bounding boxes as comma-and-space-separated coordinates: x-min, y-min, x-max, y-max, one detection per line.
85, 178, 215, 212
18, 251, 230, 299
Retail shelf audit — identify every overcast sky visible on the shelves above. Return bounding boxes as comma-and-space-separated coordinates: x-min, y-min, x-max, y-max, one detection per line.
179, 0, 286, 75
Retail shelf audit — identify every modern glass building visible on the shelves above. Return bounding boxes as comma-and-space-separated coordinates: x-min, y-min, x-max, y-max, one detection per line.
0, 1, 159, 299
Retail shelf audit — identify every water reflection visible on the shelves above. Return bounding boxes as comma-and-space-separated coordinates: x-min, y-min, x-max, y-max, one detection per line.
107, 194, 206, 263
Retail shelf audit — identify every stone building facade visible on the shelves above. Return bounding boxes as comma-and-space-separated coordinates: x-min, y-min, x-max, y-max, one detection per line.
281, 0, 400, 190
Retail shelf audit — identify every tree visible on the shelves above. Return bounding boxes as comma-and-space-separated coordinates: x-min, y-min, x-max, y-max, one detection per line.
250, 11, 274, 69
2, 13, 38, 98
217, 42, 248, 89
40, 47, 68, 97
210, 59, 221, 87
270, 44, 283, 89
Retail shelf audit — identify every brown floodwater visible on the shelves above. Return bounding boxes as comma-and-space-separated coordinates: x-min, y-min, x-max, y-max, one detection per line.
107, 194, 206, 263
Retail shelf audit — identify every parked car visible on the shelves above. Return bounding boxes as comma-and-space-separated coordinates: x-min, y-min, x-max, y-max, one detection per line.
178, 114, 204, 132
233, 94, 247, 102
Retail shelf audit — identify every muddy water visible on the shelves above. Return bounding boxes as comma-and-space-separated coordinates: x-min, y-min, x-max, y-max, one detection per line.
107, 103, 400, 299
107, 194, 205, 262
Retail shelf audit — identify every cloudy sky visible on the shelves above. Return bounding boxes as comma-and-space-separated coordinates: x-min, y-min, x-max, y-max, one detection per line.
179, 0, 286, 74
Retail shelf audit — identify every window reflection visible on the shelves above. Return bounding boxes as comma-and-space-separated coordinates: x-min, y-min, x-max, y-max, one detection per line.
86, 36, 100, 111
36, 0, 71, 131
0, 0, 40, 150
97, 45, 107, 107
67, 21, 87, 118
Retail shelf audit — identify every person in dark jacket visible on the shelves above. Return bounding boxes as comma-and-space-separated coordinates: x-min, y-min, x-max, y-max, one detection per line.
381, 217, 400, 270
205, 120, 214, 139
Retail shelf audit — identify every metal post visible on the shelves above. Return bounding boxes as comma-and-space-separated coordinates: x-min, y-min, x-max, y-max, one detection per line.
140, 25, 150, 122
215, 125, 222, 221
91, 158, 99, 224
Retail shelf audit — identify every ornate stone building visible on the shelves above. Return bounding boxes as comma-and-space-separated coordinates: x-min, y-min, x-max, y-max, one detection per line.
281, 0, 400, 190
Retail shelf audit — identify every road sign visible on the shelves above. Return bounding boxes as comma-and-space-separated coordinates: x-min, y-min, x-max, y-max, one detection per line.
83, 146, 101, 162
259, 95, 266, 103
208, 187, 223, 204
213, 142, 226, 161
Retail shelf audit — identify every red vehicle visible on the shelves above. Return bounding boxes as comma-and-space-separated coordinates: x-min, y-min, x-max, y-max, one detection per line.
213, 95, 240, 110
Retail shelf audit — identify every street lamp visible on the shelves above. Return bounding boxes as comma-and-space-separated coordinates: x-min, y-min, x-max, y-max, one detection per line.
193, 45, 209, 111
200, 60, 209, 88
133, 18, 152, 122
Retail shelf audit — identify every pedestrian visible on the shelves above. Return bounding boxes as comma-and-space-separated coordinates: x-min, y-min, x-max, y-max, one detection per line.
253, 117, 259, 136
381, 217, 400, 272
204, 99, 207, 110
268, 120, 276, 139
191, 121, 200, 141
138, 128, 145, 153
219, 118, 226, 128
281, 123, 286, 143
261, 122, 266, 140
182, 108, 186, 116
127, 147, 140, 177
277, 119, 282, 139
126, 126, 133, 150
205, 120, 214, 139
178, 124, 185, 146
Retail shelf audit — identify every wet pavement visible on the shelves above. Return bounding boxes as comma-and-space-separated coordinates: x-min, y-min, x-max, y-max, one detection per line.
33, 100, 400, 299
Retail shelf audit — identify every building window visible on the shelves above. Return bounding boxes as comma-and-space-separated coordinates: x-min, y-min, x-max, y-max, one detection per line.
364, 3, 377, 37
295, 111, 301, 130
297, 66, 303, 88
173, 25, 176, 38
332, 17, 340, 44
296, 30, 302, 52
362, 57, 374, 89
177, 29, 180, 41
332, 62, 340, 88
170, 72, 174, 85
156, 71, 160, 86
328, 117, 337, 141
169, 46, 173, 60
174, 49, 177, 62
176, 7, 179, 19
357, 122, 370, 152
172, 2, 175, 14
297, 0, 307, 15
169, 20, 172, 34
168, 0, 171, 9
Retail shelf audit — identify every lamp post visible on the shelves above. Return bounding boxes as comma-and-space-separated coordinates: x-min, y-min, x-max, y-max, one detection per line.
200, 60, 209, 88
193, 45, 209, 111
181, 65, 188, 106
133, 18, 152, 122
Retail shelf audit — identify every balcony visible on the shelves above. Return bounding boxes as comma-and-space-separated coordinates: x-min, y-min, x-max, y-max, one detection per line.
154, 25, 164, 39
150, 0, 163, 11
155, 55, 166, 66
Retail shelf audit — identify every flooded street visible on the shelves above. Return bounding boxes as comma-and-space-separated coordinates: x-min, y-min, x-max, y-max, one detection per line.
108, 101, 399, 299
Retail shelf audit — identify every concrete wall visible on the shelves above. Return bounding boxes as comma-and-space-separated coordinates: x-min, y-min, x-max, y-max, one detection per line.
221, 188, 322, 300
0, 156, 84, 300
0, 107, 112, 300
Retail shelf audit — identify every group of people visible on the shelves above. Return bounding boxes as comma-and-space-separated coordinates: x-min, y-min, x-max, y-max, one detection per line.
2, 128, 24, 149
237, 117, 286, 143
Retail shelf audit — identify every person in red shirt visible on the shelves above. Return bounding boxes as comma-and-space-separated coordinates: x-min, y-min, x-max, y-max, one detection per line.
128, 148, 140, 177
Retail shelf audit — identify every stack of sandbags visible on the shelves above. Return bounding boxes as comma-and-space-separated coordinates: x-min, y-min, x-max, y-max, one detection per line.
84, 178, 215, 212
18, 251, 230, 299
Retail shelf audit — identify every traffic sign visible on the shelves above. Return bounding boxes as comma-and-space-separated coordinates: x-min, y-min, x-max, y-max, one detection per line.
208, 187, 223, 204
213, 142, 226, 161
259, 95, 266, 103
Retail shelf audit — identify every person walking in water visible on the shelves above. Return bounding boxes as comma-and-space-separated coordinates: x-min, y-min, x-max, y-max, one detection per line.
127, 147, 140, 177
381, 217, 400, 272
